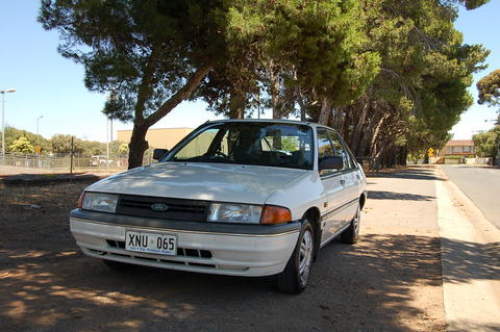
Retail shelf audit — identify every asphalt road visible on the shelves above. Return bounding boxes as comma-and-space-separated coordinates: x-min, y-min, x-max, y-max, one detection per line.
441, 165, 500, 229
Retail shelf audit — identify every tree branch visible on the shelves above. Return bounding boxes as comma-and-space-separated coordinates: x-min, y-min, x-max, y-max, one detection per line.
144, 64, 212, 127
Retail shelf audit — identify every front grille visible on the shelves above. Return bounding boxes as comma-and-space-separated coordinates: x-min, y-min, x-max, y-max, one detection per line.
116, 194, 208, 222
106, 240, 213, 259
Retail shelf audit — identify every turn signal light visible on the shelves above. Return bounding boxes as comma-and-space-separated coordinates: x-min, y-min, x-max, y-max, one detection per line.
76, 192, 85, 208
260, 205, 292, 224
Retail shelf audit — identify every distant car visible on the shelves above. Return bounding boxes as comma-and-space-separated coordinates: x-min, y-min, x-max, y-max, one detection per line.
70, 120, 367, 293
90, 155, 113, 167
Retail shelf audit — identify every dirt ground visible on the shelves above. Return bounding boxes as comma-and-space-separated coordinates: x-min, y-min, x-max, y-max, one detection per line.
0, 169, 447, 332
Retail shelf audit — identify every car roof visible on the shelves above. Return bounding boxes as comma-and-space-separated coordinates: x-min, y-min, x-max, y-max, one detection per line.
206, 118, 318, 127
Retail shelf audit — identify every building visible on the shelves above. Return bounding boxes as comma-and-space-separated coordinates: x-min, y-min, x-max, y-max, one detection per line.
116, 128, 193, 150
439, 140, 475, 156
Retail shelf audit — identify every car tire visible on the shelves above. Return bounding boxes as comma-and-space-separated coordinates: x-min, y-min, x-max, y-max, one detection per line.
277, 219, 315, 294
340, 205, 361, 244
103, 259, 133, 271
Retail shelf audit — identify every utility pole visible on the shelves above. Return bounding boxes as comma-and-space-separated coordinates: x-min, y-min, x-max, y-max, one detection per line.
106, 118, 110, 169
70, 136, 74, 174
1, 89, 16, 158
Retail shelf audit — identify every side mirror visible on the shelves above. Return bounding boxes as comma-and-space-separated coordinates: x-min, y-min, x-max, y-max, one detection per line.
153, 148, 169, 161
319, 156, 343, 172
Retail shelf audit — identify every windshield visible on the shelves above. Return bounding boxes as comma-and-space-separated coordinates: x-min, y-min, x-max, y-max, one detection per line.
165, 123, 314, 170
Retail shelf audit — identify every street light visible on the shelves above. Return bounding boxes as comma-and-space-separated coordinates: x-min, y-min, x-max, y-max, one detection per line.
36, 115, 44, 135
1, 88, 16, 157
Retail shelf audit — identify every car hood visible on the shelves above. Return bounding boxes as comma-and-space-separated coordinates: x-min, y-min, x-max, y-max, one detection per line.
86, 162, 311, 205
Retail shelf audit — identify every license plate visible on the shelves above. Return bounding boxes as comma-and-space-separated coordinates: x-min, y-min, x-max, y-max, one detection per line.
125, 230, 177, 256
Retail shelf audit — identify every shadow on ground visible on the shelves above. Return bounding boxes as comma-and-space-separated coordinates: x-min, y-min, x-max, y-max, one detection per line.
368, 190, 435, 201
369, 168, 445, 181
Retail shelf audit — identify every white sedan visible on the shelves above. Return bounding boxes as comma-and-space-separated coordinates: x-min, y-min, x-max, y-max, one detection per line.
70, 119, 367, 293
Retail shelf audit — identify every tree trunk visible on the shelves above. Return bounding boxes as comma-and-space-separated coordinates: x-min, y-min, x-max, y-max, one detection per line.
351, 101, 369, 156
370, 114, 388, 150
343, 108, 351, 142
127, 123, 149, 169
269, 61, 281, 119
398, 146, 408, 166
318, 97, 331, 125
296, 86, 307, 121
127, 64, 212, 169
229, 88, 245, 119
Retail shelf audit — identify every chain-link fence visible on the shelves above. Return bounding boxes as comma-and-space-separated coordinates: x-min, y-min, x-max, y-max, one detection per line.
0, 152, 130, 174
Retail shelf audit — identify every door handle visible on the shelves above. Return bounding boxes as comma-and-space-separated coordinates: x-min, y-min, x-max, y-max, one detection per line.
340, 179, 346, 185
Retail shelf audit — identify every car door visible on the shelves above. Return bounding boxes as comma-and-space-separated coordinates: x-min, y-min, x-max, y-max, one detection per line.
316, 128, 349, 244
327, 130, 360, 224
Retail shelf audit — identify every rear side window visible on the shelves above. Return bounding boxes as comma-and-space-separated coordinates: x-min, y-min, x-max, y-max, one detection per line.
327, 130, 354, 170
317, 128, 339, 176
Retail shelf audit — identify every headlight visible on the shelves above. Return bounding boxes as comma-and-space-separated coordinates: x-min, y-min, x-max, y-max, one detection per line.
82, 192, 118, 213
207, 203, 262, 224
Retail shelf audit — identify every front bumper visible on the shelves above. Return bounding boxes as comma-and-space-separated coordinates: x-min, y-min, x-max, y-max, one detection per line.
69, 209, 300, 277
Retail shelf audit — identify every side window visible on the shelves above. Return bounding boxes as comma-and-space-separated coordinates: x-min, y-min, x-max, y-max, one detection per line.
317, 128, 336, 176
317, 129, 334, 160
326, 130, 351, 170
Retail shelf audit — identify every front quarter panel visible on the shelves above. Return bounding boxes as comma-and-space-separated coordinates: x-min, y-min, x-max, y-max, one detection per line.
264, 171, 324, 220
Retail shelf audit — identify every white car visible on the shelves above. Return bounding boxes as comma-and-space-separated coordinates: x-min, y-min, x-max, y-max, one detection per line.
70, 119, 367, 293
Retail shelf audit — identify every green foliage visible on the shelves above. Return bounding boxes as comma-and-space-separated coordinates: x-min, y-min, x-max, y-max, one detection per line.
477, 69, 500, 108
39, 0, 229, 167
264, 0, 380, 105
2, 127, 51, 153
473, 126, 500, 157
39, 0, 224, 122
9, 136, 35, 154
38, 0, 492, 169
51, 134, 80, 154
118, 143, 129, 155
51, 135, 125, 156
461, 0, 491, 10
350, 0, 489, 164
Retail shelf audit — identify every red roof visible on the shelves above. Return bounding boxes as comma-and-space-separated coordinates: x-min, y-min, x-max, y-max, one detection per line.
445, 140, 474, 146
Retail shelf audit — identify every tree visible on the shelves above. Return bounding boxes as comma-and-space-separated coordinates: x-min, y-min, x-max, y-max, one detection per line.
118, 143, 129, 155
51, 134, 77, 154
39, 0, 229, 168
80, 140, 106, 156
2, 127, 51, 153
477, 69, 500, 109
332, 0, 488, 168
473, 126, 499, 158
197, 0, 381, 123
461, 0, 491, 10
9, 136, 35, 154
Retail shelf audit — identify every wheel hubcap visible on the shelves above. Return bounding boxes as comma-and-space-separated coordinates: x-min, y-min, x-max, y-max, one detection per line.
299, 229, 313, 285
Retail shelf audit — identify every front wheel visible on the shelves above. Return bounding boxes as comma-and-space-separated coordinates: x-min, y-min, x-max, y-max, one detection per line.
277, 220, 315, 294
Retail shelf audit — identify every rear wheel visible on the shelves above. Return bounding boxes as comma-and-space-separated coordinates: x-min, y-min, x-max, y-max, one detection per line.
277, 220, 315, 294
340, 205, 361, 244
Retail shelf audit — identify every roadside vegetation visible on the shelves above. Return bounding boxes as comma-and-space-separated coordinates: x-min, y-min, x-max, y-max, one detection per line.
38, 0, 491, 169
474, 69, 500, 161
473, 124, 499, 159
0, 126, 128, 156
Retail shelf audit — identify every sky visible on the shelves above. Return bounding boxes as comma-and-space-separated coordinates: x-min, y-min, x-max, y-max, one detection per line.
0, 1, 498, 142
